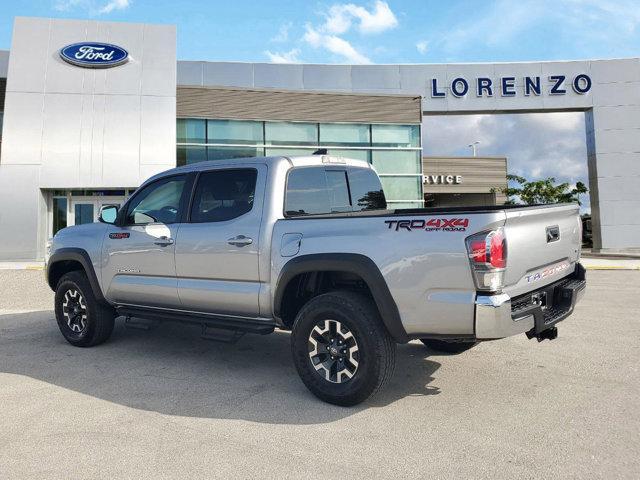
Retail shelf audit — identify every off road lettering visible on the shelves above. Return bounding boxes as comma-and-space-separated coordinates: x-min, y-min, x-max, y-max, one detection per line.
385, 218, 469, 232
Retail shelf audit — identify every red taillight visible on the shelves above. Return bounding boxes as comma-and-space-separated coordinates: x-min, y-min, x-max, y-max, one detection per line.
465, 228, 507, 292
489, 230, 506, 268
470, 240, 487, 263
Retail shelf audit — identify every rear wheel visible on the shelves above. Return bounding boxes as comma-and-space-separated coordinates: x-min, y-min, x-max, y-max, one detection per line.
420, 338, 477, 354
55, 271, 115, 347
291, 291, 396, 406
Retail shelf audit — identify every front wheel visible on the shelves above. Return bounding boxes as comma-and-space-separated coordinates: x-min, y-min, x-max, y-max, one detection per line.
291, 291, 396, 406
420, 338, 477, 354
55, 271, 116, 347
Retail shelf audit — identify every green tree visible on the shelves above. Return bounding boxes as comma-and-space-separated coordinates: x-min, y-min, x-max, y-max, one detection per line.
495, 174, 588, 205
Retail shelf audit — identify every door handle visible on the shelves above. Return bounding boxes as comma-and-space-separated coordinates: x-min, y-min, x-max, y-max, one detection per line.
154, 236, 174, 246
228, 235, 253, 247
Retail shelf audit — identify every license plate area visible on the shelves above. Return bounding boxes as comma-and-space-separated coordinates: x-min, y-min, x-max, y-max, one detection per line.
531, 291, 547, 310
511, 263, 586, 335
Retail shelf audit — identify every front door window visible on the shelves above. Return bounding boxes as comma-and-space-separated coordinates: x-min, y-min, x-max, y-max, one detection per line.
125, 176, 186, 225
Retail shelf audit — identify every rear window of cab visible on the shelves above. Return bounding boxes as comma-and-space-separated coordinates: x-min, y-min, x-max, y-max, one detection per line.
284, 166, 386, 216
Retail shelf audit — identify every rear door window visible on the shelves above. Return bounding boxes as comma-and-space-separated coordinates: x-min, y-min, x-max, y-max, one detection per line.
190, 169, 257, 223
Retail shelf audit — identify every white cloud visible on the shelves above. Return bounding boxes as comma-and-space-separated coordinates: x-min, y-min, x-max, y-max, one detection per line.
264, 2, 396, 65
323, 1, 398, 35
54, 0, 84, 10
54, 0, 131, 15
527, 111, 583, 132
422, 112, 591, 211
428, 0, 640, 59
303, 25, 372, 64
416, 40, 428, 55
99, 0, 129, 14
271, 22, 292, 43
264, 48, 301, 63
435, 2, 535, 53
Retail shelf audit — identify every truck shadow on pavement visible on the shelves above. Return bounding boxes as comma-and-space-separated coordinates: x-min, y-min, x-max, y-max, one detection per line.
0, 311, 442, 424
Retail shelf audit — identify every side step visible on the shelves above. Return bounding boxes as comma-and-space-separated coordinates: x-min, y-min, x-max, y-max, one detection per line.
116, 306, 276, 339
201, 325, 246, 344
124, 316, 158, 331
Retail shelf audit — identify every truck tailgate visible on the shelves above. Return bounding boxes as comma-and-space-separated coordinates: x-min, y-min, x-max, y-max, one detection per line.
503, 204, 581, 297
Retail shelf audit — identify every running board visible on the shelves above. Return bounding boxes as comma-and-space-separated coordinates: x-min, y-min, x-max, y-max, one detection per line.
116, 306, 276, 336
124, 316, 158, 331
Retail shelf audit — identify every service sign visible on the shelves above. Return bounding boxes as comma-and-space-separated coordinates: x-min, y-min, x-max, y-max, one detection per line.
60, 42, 129, 68
423, 174, 463, 185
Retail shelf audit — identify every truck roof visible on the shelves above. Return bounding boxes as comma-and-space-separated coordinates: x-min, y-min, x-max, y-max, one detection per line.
144, 155, 374, 185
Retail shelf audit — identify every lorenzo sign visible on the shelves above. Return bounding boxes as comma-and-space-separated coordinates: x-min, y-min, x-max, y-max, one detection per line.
430, 74, 592, 98
60, 42, 129, 68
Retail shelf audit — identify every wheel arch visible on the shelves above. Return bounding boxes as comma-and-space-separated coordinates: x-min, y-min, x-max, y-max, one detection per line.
274, 253, 408, 343
47, 248, 107, 304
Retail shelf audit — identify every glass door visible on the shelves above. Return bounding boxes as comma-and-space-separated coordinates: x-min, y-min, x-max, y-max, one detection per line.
68, 197, 96, 227
68, 197, 126, 226
72, 202, 95, 226
48, 190, 129, 244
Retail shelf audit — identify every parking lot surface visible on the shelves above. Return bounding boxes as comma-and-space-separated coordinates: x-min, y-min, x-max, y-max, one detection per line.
0, 269, 638, 479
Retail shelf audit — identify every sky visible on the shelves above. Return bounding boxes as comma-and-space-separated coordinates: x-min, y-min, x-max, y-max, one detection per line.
1, 0, 638, 211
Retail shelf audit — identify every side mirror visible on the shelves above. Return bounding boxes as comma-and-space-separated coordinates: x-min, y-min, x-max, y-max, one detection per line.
99, 205, 119, 224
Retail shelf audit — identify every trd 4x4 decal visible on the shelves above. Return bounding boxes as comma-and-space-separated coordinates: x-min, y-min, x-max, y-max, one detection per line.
109, 232, 130, 239
385, 218, 469, 232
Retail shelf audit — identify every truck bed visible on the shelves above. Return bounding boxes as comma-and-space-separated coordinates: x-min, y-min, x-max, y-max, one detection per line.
283, 203, 577, 220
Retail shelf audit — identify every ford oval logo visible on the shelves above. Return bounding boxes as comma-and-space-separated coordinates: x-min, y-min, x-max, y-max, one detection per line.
59, 42, 129, 68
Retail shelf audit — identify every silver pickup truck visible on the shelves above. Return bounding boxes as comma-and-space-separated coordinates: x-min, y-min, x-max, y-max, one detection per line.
46, 155, 586, 406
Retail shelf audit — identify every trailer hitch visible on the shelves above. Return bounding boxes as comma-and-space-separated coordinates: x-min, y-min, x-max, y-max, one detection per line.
526, 326, 558, 342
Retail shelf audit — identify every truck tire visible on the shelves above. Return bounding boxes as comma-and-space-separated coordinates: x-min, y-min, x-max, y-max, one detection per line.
420, 338, 477, 354
54, 271, 115, 347
291, 291, 396, 406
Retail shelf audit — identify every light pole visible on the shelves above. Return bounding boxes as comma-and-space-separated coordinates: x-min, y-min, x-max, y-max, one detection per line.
468, 141, 480, 157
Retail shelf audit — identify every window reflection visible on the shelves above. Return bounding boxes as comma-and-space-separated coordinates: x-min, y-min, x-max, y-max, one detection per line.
177, 119, 422, 206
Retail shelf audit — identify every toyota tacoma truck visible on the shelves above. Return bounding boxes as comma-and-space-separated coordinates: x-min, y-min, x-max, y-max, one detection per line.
46, 155, 586, 406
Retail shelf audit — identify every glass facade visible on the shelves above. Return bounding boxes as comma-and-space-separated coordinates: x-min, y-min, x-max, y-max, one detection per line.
52, 197, 67, 235
208, 120, 263, 145
371, 150, 421, 175
176, 119, 423, 206
265, 122, 317, 145
176, 119, 206, 143
320, 123, 370, 146
74, 204, 94, 225
371, 124, 420, 147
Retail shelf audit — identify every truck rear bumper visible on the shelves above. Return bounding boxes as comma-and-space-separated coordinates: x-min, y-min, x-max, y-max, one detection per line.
475, 263, 586, 340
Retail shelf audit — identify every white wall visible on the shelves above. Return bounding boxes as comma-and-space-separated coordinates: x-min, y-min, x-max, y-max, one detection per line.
0, 17, 176, 260
0, 50, 9, 77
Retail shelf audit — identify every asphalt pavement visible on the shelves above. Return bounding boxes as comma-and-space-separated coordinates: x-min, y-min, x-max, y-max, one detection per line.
0, 270, 638, 479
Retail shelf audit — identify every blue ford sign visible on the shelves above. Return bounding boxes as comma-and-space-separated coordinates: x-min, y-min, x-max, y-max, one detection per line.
59, 42, 129, 68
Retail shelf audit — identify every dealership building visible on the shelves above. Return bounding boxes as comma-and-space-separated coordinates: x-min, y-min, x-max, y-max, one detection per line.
0, 16, 639, 260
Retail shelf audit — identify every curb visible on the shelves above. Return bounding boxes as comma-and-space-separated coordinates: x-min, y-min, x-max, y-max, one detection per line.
584, 266, 640, 271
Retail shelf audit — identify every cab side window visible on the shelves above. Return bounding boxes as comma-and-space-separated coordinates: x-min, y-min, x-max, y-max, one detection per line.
125, 176, 186, 225
190, 169, 257, 223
